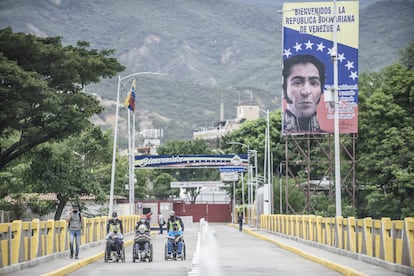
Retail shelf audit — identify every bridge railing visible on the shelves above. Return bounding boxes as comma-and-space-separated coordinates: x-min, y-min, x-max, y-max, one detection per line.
3, 214, 413, 269
260, 214, 414, 268
0, 215, 141, 268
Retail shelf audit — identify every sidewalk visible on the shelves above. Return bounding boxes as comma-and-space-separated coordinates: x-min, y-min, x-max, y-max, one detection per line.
239, 224, 414, 276
0, 233, 135, 276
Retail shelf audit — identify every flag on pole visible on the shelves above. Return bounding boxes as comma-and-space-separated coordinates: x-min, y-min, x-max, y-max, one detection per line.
124, 79, 136, 112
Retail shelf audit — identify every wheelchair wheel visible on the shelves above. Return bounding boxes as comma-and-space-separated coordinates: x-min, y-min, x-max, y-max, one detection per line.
164, 243, 168, 260
182, 243, 186, 260
132, 243, 137, 262
149, 244, 153, 262
104, 244, 109, 263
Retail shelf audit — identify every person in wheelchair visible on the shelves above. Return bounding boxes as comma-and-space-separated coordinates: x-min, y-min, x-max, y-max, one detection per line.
134, 224, 151, 256
105, 225, 124, 259
167, 223, 183, 257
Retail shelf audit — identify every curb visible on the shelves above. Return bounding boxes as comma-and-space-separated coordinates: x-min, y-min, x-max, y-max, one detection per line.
39, 235, 138, 276
41, 239, 135, 276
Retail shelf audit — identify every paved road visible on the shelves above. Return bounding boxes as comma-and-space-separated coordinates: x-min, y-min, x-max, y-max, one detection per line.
204, 224, 342, 276
67, 224, 341, 276
68, 229, 198, 276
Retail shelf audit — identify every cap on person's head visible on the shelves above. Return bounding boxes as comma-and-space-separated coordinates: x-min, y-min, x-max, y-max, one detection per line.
72, 205, 79, 210
169, 210, 175, 216
112, 212, 118, 218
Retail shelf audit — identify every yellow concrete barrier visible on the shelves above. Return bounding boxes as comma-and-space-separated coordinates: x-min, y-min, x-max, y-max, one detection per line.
31, 219, 40, 260
259, 215, 414, 268
2, 214, 414, 269
381, 218, 393, 262
403, 217, 414, 266
347, 217, 357, 253
11, 220, 22, 265
0, 222, 10, 267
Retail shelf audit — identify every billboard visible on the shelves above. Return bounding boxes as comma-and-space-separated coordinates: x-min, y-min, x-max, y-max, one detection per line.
282, 1, 359, 135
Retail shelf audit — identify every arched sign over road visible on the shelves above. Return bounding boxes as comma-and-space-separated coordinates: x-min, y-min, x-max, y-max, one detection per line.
134, 154, 248, 169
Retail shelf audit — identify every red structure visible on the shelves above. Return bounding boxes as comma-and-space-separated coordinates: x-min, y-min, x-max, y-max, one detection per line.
173, 201, 231, 222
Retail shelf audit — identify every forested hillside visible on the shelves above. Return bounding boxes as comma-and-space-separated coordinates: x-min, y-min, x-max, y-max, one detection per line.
1, 0, 413, 143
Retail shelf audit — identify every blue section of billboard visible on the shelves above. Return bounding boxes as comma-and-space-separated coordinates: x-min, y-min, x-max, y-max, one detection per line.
135, 154, 248, 169
283, 27, 358, 101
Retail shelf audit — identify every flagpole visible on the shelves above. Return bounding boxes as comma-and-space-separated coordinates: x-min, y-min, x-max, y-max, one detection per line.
109, 75, 121, 217
132, 113, 136, 215
109, 72, 166, 217
127, 108, 132, 215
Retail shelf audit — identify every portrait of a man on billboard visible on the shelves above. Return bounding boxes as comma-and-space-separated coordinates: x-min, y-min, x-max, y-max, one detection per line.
283, 54, 326, 133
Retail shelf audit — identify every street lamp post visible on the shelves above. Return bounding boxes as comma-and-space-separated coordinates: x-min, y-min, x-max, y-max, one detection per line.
253, 107, 272, 215
232, 180, 236, 223
109, 72, 165, 217
279, 162, 283, 214
240, 171, 244, 206
251, 150, 258, 229
226, 141, 249, 223
266, 109, 272, 214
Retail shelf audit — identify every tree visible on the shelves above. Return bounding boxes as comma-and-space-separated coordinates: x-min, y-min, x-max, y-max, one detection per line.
0, 28, 125, 170
27, 126, 114, 220
356, 44, 414, 219
149, 172, 177, 199
399, 42, 414, 69
222, 111, 286, 210
222, 111, 284, 175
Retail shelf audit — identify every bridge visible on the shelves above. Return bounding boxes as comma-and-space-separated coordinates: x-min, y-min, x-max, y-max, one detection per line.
1, 215, 414, 275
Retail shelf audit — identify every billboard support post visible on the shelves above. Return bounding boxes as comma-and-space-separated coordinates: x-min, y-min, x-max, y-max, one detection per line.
333, 0, 342, 217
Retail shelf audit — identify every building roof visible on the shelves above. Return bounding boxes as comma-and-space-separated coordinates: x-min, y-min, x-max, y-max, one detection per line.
3, 193, 126, 203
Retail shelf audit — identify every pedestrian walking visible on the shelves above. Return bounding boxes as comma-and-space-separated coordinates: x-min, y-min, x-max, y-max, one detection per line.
66, 205, 83, 259
238, 212, 243, 232
158, 212, 165, 234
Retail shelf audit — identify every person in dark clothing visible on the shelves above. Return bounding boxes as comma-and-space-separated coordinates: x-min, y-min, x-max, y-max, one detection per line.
105, 225, 124, 258
107, 211, 123, 234
166, 210, 184, 232
238, 212, 244, 232
66, 205, 83, 259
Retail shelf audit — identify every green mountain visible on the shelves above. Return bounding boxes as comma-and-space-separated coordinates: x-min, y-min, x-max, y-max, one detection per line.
1, 0, 413, 146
